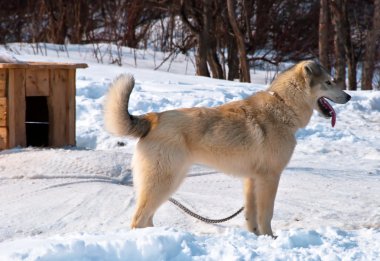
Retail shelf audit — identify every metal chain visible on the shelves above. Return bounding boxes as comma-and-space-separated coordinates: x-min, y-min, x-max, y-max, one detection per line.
169, 197, 244, 224
123, 179, 244, 224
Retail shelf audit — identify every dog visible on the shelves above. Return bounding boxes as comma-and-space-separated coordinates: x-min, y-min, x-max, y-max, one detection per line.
103, 60, 351, 236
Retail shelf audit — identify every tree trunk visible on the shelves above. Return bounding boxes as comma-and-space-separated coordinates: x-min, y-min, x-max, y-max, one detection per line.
46, 0, 68, 44
319, 0, 331, 71
205, 1, 224, 79
125, 1, 141, 48
361, 0, 380, 90
71, 0, 88, 44
179, 0, 210, 77
227, 36, 239, 81
196, 34, 210, 77
226, 0, 250, 82
347, 58, 357, 91
331, 0, 347, 89
207, 50, 224, 79
342, 2, 357, 91
345, 23, 357, 91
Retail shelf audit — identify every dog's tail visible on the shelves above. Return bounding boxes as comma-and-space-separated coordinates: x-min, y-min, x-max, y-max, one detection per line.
103, 74, 151, 138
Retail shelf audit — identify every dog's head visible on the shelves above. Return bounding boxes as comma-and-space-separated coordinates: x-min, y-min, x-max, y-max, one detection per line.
301, 61, 351, 127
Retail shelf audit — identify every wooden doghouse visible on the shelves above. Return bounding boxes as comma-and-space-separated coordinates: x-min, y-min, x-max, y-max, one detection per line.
0, 62, 87, 149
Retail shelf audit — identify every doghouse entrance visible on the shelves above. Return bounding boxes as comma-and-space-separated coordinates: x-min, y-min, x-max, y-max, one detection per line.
25, 96, 49, 147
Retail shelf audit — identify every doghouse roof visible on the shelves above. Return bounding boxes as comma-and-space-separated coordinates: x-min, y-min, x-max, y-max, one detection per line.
0, 62, 88, 69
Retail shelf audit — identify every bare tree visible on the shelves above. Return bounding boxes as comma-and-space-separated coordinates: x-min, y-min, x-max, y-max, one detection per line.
361, 0, 380, 90
0, 0, 378, 89
179, 1, 210, 77
319, 0, 331, 71
331, 0, 347, 89
69, 0, 89, 44
179, 0, 224, 78
344, 6, 357, 91
226, 0, 250, 82
226, 29, 240, 81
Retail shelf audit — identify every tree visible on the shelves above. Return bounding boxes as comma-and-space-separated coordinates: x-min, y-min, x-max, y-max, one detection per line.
331, 0, 347, 89
319, 0, 331, 71
361, 0, 380, 90
226, 0, 250, 82
179, 0, 224, 79
0, 0, 378, 88
69, 0, 89, 44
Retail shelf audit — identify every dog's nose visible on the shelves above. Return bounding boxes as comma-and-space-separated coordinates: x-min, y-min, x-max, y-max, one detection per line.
346, 94, 351, 102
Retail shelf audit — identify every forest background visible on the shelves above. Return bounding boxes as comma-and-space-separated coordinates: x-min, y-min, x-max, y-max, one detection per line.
0, 0, 379, 90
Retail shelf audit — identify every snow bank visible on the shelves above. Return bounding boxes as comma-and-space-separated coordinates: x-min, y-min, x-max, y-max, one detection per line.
0, 228, 379, 261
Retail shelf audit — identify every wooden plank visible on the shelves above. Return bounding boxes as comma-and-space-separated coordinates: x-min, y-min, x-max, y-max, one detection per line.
25, 69, 50, 96
66, 69, 76, 146
27, 62, 88, 69
0, 63, 28, 69
8, 68, 26, 148
0, 97, 7, 126
0, 62, 88, 69
48, 69, 67, 147
0, 127, 7, 149
0, 69, 6, 97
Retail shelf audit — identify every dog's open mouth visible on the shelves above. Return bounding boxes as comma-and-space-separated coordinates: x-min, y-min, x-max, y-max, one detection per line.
318, 97, 336, 127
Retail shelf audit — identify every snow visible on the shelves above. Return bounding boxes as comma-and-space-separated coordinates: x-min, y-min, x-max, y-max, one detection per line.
0, 43, 379, 260
0, 49, 24, 63
0, 228, 379, 261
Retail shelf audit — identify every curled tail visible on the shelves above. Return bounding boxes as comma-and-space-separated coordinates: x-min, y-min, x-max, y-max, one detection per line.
103, 74, 151, 138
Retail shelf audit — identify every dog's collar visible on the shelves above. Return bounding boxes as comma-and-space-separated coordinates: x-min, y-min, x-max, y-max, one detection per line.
268, 91, 285, 103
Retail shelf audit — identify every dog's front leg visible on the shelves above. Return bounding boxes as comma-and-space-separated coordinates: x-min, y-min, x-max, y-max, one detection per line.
244, 178, 259, 235
254, 175, 280, 237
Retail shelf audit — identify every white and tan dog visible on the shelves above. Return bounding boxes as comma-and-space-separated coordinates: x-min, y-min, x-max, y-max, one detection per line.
103, 60, 351, 236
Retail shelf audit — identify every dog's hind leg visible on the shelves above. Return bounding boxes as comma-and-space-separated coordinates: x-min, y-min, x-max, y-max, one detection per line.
130, 143, 190, 229
244, 178, 259, 235
254, 175, 280, 236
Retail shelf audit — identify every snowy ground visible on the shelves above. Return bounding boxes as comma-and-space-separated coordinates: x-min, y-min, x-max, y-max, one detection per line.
0, 43, 379, 260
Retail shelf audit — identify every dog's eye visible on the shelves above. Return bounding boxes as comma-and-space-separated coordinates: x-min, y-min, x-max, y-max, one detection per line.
325, 80, 332, 85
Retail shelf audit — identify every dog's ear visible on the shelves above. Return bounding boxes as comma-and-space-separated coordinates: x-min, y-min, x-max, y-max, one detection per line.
304, 61, 322, 77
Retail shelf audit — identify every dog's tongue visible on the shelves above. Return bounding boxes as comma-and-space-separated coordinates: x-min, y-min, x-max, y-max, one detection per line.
320, 97, 336, 127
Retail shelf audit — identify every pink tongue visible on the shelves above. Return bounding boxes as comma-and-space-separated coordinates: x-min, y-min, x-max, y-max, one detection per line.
331, 110, 336, 127
321, 98, 336, 127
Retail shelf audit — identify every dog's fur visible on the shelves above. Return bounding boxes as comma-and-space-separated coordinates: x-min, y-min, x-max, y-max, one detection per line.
103, 60, 351, 236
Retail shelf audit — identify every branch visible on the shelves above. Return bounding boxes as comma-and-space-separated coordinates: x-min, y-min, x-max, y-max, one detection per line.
249, 56, 279, 66
154, 50, 178, 70
179, 0, 199, 33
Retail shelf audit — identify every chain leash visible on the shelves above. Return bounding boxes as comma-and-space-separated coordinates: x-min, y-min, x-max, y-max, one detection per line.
168, 197, 244, 224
